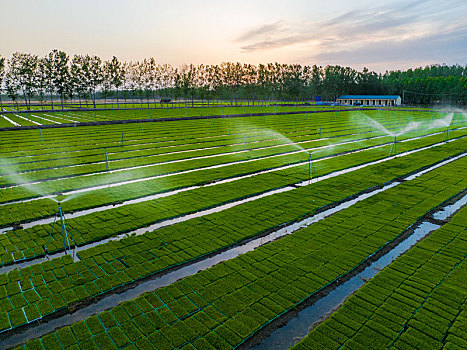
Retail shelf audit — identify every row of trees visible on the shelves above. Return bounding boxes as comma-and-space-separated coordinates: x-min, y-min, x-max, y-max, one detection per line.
0, 50, 465, 109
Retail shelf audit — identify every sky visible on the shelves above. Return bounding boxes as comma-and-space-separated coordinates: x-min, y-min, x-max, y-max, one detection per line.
1, 0, 466, 72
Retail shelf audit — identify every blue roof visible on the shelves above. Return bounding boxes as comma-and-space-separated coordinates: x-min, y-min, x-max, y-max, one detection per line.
338, 95, 400, 99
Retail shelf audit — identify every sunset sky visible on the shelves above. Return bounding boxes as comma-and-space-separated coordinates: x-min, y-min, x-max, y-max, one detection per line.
1, 0, 466, 72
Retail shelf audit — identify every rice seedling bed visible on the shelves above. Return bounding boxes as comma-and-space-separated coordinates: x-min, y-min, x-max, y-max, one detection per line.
292, 205, 466, 350
1, 134, 463, 261
7, 154, 465, 349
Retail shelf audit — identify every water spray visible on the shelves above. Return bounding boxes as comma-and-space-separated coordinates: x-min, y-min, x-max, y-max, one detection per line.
45, 202, 76, 257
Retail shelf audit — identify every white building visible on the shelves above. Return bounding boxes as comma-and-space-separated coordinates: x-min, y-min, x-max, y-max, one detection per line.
337, 95, 402, 106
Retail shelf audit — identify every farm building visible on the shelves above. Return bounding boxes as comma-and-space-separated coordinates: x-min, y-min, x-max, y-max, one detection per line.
337, 95, 401, 106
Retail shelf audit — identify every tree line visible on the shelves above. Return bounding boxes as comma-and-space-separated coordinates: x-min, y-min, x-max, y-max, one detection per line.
0, 50, 465, 110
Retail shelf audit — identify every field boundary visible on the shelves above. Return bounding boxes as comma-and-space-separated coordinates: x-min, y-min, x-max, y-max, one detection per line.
0, 109, 376, 131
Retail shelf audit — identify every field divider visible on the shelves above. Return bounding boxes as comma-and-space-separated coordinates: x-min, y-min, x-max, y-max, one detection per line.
0, 131, 386, 179
0, 108, 376, 131
2, 130, 463, 208
0, 133, 463, 236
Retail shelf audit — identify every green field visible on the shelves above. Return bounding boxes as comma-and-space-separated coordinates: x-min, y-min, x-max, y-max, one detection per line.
0, 106, 465, 349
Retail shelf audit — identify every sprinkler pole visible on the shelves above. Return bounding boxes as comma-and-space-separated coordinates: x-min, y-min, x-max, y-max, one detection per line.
389, 136, 398, 156
309, 153, 312, 184
46, 202, 75, 256
316, 127, 322, 139
58, 203, 70, 254
228, 123, 230, 135
39, 128, 44, 141
140, 122, 143, 133
104, 148, 110, 171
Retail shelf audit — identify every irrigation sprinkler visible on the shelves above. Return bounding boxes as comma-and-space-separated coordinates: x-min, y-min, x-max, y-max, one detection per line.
45, 202, 76, 257
74, 123, 77, 130
104, 148, 110, 171
39, 128, 44, 141
308, 153, 312, 184
140, 122, 143, 134
120, 132, 124, 146
228, 123, 231, 135
444, 127, 451, 141
388, 136, 399, 156
305, 152, 316, 184
316, 127, 323, 139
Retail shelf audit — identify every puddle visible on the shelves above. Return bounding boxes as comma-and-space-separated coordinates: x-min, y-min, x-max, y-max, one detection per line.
433, 194, 467, 221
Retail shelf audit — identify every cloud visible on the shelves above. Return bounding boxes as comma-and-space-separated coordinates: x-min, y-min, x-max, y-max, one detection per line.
237, 0, 467, 62
236, 21, 284, 42
308, 25, 467, 67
